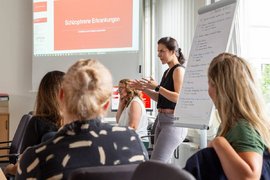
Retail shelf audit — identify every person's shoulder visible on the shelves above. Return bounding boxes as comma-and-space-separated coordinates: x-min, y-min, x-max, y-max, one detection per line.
229, 119, 256, 137
24, 115, 39, 128
105, 124, 137, 135
234, 119, 253, 130
129, 97, 146, 113
102, 123, 129, 132
32, 115, 57, 126
173, 63, 185, 69
174, 64, 185, 71
131, 97, 144, 106
20, 142, 42, 160
31, 115, 50, 122
172, 64, 185, 75
90, 119, 137, 136
17, 143, 44, 178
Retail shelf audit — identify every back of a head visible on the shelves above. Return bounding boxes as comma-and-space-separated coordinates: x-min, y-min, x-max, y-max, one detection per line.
35, 70, 65, 126
208, 53, 256, 121
62, 59, 113, 120
208, 53, 270, 147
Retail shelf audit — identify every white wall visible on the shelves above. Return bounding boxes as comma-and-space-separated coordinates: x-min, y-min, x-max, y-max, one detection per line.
0, 0, 35, 139
0, 0, 144, 138
0, 0, 206, 139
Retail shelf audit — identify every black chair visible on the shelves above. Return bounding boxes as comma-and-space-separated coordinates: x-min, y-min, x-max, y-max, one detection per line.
140, 121, 157, 158
132, 160, 195, 180
184, 147, 270, 180
0, 113, 32, 165
68, 164, 139, 180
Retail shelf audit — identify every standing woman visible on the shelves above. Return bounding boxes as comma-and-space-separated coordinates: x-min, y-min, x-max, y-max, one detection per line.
130, 37, 188, 162
207, 53, 270, 179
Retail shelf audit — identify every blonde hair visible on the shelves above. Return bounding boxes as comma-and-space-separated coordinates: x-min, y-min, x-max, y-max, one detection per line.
208, 53, 270, 149
119, 79, 143, 107
62, 59, 112, 120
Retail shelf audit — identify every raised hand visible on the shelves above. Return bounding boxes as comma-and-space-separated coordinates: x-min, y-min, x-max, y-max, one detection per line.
129, 77, 159, 92
141, 76, 158, 90
128, 79, 145, 91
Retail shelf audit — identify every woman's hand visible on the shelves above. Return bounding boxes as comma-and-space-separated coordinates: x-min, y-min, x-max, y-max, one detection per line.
4, 163, 18, 175
141, 77, 158, 90
129, 79, 145, 91
129, 77, 158, 91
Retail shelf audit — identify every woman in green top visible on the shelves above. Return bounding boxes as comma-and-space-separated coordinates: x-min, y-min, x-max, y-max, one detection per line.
207, 53, 270, 179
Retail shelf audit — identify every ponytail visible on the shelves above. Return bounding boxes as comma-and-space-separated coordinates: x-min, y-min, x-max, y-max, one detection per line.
177, 48, 185, 65
158, 37, 186, 65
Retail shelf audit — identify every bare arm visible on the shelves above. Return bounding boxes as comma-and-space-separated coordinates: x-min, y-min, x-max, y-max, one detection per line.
209, 136, 263, 180
142, 88, 159, 102
128, 101, 142, 129
4, 163, 18, 175
115, 97, 126, 123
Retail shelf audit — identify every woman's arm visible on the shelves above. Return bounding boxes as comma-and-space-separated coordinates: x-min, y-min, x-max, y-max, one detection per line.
209, 136, 263, 180
4, 163, 18, 176
142, 88, 159, 102
16, 147, 40, 179
115, 97, 126, 123
128, 100, 142, 129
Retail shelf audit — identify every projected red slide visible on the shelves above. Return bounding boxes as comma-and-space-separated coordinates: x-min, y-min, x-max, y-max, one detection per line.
33, 2, 47, 24
54, 0, 133, 50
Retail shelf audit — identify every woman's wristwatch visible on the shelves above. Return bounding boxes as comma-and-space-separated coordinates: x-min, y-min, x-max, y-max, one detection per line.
154, 85, 161, 92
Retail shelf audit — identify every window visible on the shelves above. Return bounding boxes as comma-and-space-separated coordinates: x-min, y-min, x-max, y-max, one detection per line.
236, 0, 270, 112
262, 64, 270, 105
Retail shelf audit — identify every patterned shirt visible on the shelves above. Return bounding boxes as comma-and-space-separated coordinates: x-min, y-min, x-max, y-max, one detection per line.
16, 118, 147, 180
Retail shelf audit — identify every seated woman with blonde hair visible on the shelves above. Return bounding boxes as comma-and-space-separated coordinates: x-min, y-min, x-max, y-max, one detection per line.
16, 59, 148, 179
185, 52, 270, 179
116, 79, 148, 141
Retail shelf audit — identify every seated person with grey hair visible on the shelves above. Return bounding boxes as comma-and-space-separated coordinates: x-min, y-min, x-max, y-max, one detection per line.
16, 59, 148, 180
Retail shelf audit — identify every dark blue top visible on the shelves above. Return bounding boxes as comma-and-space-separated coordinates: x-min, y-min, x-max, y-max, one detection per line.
157, 64, 183, 109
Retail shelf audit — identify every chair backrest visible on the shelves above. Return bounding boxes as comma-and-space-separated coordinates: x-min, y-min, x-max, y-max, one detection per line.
149, 120, 157, 145
184, 147, 270, 180
132, 160, 195, 180
184, 147, 226, 180
68, 164, 139, 180
9, 113, 32, 163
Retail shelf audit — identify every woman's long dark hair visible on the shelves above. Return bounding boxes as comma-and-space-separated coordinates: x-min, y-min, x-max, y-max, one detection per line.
35, 70, 65, 127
